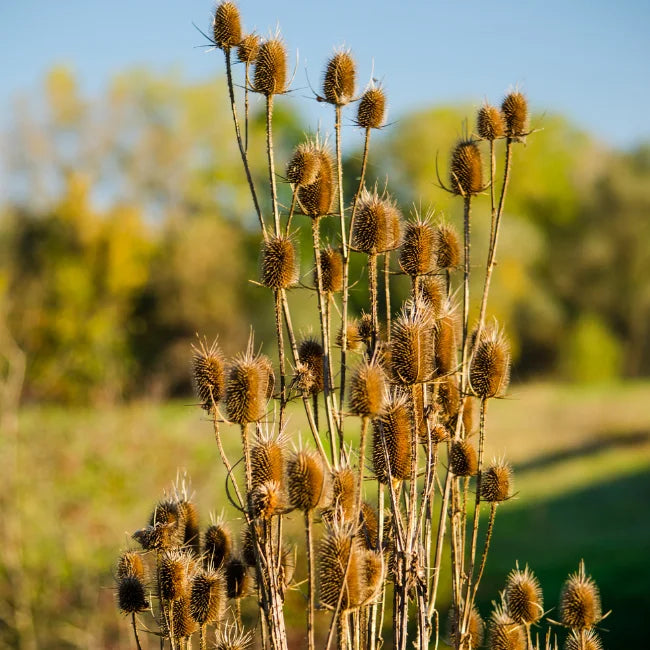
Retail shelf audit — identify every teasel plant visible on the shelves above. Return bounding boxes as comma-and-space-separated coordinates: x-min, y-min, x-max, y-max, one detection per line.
113, 3, 609, 650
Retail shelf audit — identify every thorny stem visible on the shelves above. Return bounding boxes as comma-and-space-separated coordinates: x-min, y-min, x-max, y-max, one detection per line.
384, 252, 392, 341
305, 512, 316, 650
274, 290, 287, 429
244, 63, 251, 153
368, 253, 378, 353
131, 612, 143, 650
284, 185, 299, 236
470, 502, 497, 605
266, 95, 281, 235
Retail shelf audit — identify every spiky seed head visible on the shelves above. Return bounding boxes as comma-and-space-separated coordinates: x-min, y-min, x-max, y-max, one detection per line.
372, 394, 412, 484
250, 437, 285, 490
437, 376, 460, 420
225, 352, 268, 424
225, 557, 250, 599
477, 103, 506, 141
149, 499, 185, 546
429, 423, 450, 444
501, 92, 529, 140
318, 247, 344, 293
132, 523, 175, 551
117, 576, 149, 613
256, 354, 275, 400
462, 395, 477, 435
192, 339, 225, 410
212, 2, 242, 51
337, 319, 363, 351
450, 139, 484, 196
117, 551, 145, 581
448, 605, 485, 649
399, 219, 437, 277
170, 595, 197, 639
357, 86, 387, 129
434, 223, 460, 269
450, 440, 478, 476
298, 338, 325, 394
286, 142, 321, 187
352, 189, 402, 254
241, 524, 256, 567
203, 524, 232, 569
469, 324, 511, 399
150, 499, 180, 527
349, 360, 386, 417
237, 33, 259, 64
564, 630, 603, 650
249, 480, 283, 519
159, 549, 191, 601
253, 38, 287, 96
560, 561, 602, 630
488, 604, 526, 650
287, 450, 325, 511
177, 500, 200, 556
357, 502, 379, 550
260, 235, 298, 289
298, 144, 336, 217
328, 466, 357, 521
190, 568, 226, 625
419, 276, 446, 317
481, 462, 513, 502
323, 50, 356, 105
360, 550, 384, 604
358, 312, 375, 342
390, 309, 433, 385
434, 310, 458, 378
279, 546, 296, 589
319, 526, 363, 610
505, 565, 544, 624
215, 624, 253, 650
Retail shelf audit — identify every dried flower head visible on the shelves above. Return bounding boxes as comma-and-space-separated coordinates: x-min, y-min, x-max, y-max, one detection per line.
225, 557, 250, 599
190, 567, 226, 625
287, 449, 325, 511
178, 499, 200, 556
253, 37, 288, 96
132, 522, 175, 551
241, 524, 256, 567
399, 217, 437, 277
318, 246, 343, 293
117, 551, 145, 581
428, 423, 450, 444
434, 307, 458, 378
505, 564, 544, 624
372, 393, 412, 484
117, 575, 149, 614
212, 2, 242, 51
349, 359, 386, 417
319, 524, 363, 610
286, 141, 321, 187
450, 440, 478, 476
502, 91, 529, 140
192, 338, 225, 411
477, 103, 506, 141
203, 523, 232, 569
419, 275, 446, 318
171, 595, 197, 638
237, 33, 259, 64
469, 324, 511, 399
298, 140, 336, 217
249, 480, 283, 519
449, 139, 484, 196
488, 603, 526, 650
225, 349, 269, 424
358, 312, 375, 342
449, 605, 485, 649
159, 549, 191, 602
391, 308, 433, 385
434, 223, 461, 269
357, 85, 387, 129
357, 501, 379, 550
560, 561, 602, 630
260, 235, 298, 289
337, 319, 364, 351
250, 433, 286, 490
323, 50, 356, 105
564, 629, 603, 650
360, 550, 384, 604
328, 466, 357, 521
481, 461, 513, 502
352, 188, 402, 254
437, 375, 460, 421
215, 624, 253, 650
298, 338, 325, 394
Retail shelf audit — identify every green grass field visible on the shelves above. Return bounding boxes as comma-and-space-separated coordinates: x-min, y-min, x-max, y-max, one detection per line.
2, 381, 649, 648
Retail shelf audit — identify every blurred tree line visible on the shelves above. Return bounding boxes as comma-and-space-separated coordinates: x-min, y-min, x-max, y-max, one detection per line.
1, 67, 648, 404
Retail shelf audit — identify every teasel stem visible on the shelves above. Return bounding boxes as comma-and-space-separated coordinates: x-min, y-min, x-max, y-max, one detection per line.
244, 62, 251, 153
384, 252, 392, 341
131, 613, 143, 650
199, 624, 206, 650
274, 290, 287, 429
284, 184, 299, 236
265, 95, 281, 235
369, 482, 385, 650
240, 424, 253, 493
460, 195, 472, 387
168, 601, 176, 650
337, 611, 350, 650
224, 49, 265, 236
470, 501, 497, 605
304, 511, 316, 650
368, 253, 378, 353
355, 417, 369, 522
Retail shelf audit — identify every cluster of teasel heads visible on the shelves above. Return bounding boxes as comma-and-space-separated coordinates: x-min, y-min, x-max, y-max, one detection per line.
114, 2, 606, 650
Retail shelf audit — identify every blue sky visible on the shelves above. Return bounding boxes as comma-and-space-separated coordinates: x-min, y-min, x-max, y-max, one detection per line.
1, 0, 649, 148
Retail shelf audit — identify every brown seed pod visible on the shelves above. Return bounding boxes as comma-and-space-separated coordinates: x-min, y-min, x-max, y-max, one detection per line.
318, 246, 343, 293
250, 434, 286, 490
434, 307, 458, 377
437, 375, 460, 421
256, 354, 275, 400
448, 605, 485, 649
352, 189, 402, 254
190, 568, 226, 625
349, 360, 386, 417
337, 319, 363, 351
449, 139, 484, 196
212, 2, 242, 51
260, 235, 298, 289
559, 561, 602, 630
149, 499, 185, 546
481, 462, 512, 502
323, 50, 356, 106
225, 351, 268, 424
253, 37, 287, 96
505, 565, 544, 624
225, 557, 250, 599
469, 324, 511, 399
357, 502, 379, 550
357, 85, 387, 130
132, 523, 175, 551
399, 218, 437, 277
203, 523, 232, 569
192, 338, 225, 411
477, 103, 506, 141
328, 466, 357, 521
372, 393, 412, 484
390, 309, 433, 385
298, 338, 325, 394
249, 480, 283, 519
428, 423, 450, 444
360, 550, 384, 604
178, 500, 200, 556
237, 33, 259, 64
241, 524, 256, 567
297, 142, 336, 217
171, 595, 197, 639
564, 629, 603, 650
117, 576, 149, 614
286, 142, 321, 187
450, 440, 478, 476
319, 525, 363, 610
434, 223, 460, 269
462, 395, 477, 435
159, 549, 191, 602
358, 312, 375, 342
488, 604, 526, 650
117, 551, 145, 581
419, 275, 446, 318
287, 449, 325, 511
501, 91, 529, 140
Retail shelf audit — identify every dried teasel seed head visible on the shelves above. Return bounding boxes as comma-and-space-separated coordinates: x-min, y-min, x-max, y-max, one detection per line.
349, 359, 386, 417
215, 624, 253, 650
419, 275, 446, 318
434, 307, 458, 378
241, 524, 256, 567
360, 550, 384, 604
501, 91, 529, 140
171, 595, 197, 639
287, 449, 325, 511
286, 142, 321, 187
298, 338, 325, 394
260, 235, 298, 289
117, 550, 145, 581
428, 423, 450, 444
488, 603, 526, 650
352, 189, 402, 254
337, 319, 363, 351
564, 629, 603, 650
449, 139, 484, 196
250, 434, 286, 490
372, 393, 412, 484
225, 557, 250, 599
481, 461, 513, 502
477, 103, 506, 141
437, 376, 460, 421
132, 523, 175, 551
357, 502, 379, 550
559, 561, 602, 630
190, 568, 226, 625
505, 564, 544, 624
192, 338, 225, 410
463, 395, 477, 435
318, 247, 344, 293
237, 33, 259, 64
177, 499, 200, 556
298, 142, 336, 217
159, 549, 191, 601
390, 308, 433, 385
249, 480, 283, 519
225, 350, 269, 424
399, 218, 437, 277
327, 466, 357, 521
149, 499, 185, 546
469, 324, 511, 399
256, 354, 275, 400
357, 85, 387, 129
450, 440, 478, 476
319, 525, 363, 610
448, 605, 485, 649
253, 37, 288, 96
434, 223, 460, 269
358, 312, 375, 342
203, 523, 232, 569
212, 2, 242, 51
279, 546, 296, 589
323, 50, 356, 106
117, 576, 149, 614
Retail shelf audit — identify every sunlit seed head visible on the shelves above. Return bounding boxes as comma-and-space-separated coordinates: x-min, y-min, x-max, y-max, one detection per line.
559, 561, 602, 630
481, 462, 513, 502
449, 139, 484, 196
349, 359, 386, 417
323, 50, 356, 105
450, 440, 478, 476
505, 564, 544, 624
434, 223, 461, 269
203, 523, 232, 569
260, 235, 298, 289
253, 38, 288, 96
189, 567, 226, 625
287, 449, 325, 511
237, 33, 260, 64
477, 103, 506, 141
357, 85, 387, 129
352, 189, 402, 254
212, 2, 242, 51
372, 392, 412, 484
297, 142, 336, 217
286, 141, 322, 187
469, 323, 511, 399
192, 338, 225, 411
298, 338, 325, 394
318, 247, 344, 293
399, 218, 437, 277
501, 91, 529, 140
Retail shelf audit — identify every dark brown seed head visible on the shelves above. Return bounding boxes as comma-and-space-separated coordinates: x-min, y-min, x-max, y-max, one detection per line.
481, 462, 512, 502
178, 499, 200, 556
171, 595, 197, 638
399, 218, 437, 277
298, 338, 325, 394
225, 351, 268, 424
360, 550, 384, 604
434, 223, 461, 269
117, 551, 145, 581
419, 275, 446, 318
429, 423, 450, 444
149, 500, 185, 546
132, 523, 175, 551
190, 568, 226, 625
505, 565, 544, 624
449, 139, 484, 196
328, 466, 357, 521
319, 525, 363, 610
159, 549, 191, 602
357, 502, 379, 550
501, 91, 529, 140
449, 605, 485, 649
352, 189, 402, 254
357, 85, 387, 129
250, 435, 286, 490
372, 393, 412, 484
192, 338, 225, 411
237, 33, 259, 64
450, 440, 478, 476
298, 142, 336, 217
488, 604, 526, 650
477, 103, 506, 141
469, 324, 511, 399
256, 354, 275, 400
253, 38, 287, 96
150, 499, 180, 527
117, 576, 149, 614
225, 557, 250, 599
249, 480, 283, 519
560, 561, 602, 630
337, 319, 363, 351
323, 50, 356, 105
434, 308, 458, 377
203, 523, 232, 569
286, 142, 321, 187
260, 235, 297, 289
318, 246, 344, 293
358, 312, 375, 342
287, 450, 325, 511
437, 376, 460, 421
390, 309, 433, 385
564, 630, 603, 650
241, 524, 256, 567
462, 395, 477, 435
212, 2, 242, 51
349, 360, 386, 417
